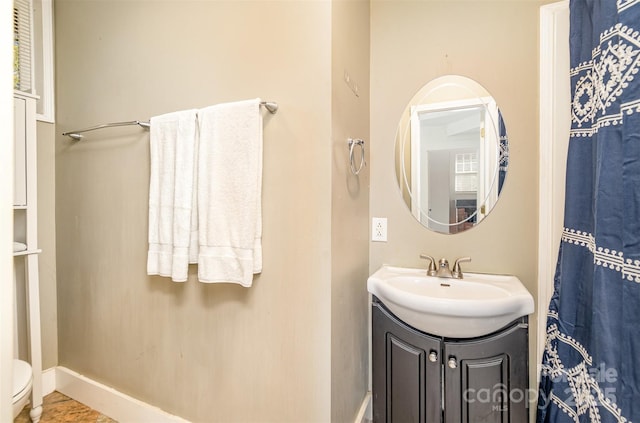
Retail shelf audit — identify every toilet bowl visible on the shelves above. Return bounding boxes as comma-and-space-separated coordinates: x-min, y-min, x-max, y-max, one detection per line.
12, 359, 33, 418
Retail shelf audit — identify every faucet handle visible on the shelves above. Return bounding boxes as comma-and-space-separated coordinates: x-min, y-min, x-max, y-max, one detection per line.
420, 254, 437, 276
452, 257, 471, 279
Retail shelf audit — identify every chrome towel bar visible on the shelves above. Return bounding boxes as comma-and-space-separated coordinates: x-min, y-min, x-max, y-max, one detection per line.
63, 101, 278, 140
62, 121, 150, 140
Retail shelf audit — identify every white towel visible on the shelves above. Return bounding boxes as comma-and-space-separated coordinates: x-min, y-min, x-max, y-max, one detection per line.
13, 242, 27, 253
147, 109, 198, 282
197, 98, 263, 286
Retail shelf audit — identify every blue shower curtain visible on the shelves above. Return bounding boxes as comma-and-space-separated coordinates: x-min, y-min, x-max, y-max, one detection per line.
537, 1, 640, 422
498, 111, 508, 193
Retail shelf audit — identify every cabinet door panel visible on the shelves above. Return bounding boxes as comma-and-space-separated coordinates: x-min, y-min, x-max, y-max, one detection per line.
443, 322, 528, 423
459, 353, 508, 423
372, 299, 442, 423
387, 335, 424, 422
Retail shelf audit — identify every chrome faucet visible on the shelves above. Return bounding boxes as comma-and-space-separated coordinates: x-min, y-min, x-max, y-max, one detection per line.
421, 255, 471, 279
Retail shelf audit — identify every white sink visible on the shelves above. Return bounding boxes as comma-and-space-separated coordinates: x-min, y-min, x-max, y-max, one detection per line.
367, 265, 534, 338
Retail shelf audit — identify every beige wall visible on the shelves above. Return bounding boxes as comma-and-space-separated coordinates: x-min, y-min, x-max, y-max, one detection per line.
37, 121, 58, 370
331, 1, 370, 422
370, 0, 547, 407
53, 1, 356, 421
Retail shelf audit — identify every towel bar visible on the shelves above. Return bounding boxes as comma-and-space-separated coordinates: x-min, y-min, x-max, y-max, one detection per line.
62, 121, 150, 140
63, 101, 278, 140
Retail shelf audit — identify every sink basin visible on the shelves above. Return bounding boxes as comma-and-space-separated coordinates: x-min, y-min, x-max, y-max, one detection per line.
367, 265, 534, 338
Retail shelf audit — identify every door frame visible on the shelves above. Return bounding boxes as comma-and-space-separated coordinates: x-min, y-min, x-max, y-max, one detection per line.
409, 97, 495, 228
538, 0, 570, 381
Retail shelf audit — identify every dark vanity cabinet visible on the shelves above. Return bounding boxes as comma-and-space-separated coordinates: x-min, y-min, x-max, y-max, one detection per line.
372, 297, 529, 423
372, 298, 443, 422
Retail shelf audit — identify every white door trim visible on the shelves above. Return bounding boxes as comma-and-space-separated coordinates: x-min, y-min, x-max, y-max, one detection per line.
538, 0, 570, 381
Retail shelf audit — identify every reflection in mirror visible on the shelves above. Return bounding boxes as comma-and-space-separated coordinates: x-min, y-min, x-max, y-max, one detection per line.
395, 75, 509, 234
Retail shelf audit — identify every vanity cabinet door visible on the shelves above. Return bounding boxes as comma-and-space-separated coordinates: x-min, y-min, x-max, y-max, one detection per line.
443, 321, 528, 423
372, 299, 442, 423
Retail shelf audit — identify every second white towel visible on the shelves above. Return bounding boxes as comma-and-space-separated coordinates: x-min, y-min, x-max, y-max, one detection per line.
197, 99, 263, 286
147, 109, 198, 282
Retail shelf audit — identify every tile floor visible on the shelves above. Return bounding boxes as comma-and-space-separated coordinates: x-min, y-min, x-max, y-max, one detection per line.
14, 391, 116, 423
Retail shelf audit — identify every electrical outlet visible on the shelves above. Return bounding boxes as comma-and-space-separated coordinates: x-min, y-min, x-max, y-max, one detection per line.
372, 217, 388, 242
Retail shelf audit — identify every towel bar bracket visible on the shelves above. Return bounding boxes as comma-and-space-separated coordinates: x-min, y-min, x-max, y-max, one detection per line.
260, 101, 278, 114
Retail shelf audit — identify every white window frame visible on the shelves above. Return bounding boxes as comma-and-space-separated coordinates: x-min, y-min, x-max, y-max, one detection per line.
34, 0, 54, 122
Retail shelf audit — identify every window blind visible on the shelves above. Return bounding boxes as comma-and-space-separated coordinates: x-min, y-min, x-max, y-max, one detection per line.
13, 0, 33, 93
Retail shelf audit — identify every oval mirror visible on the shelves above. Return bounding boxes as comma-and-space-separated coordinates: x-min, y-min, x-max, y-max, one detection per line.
395, 75, 509, 234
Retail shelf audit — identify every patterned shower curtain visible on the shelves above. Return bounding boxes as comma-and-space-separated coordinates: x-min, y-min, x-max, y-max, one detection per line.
536, 1, 640, 422
498, 111, 508, 193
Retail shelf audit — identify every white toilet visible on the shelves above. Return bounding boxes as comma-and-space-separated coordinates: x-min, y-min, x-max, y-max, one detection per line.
12, 358, 33, 418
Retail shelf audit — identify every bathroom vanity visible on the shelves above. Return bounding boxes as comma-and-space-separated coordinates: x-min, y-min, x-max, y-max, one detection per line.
373, 72, 533, 422
372, 296, 529, 423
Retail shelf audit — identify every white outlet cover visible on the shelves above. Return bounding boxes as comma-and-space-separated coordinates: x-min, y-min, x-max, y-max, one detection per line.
372, 217, 387, 242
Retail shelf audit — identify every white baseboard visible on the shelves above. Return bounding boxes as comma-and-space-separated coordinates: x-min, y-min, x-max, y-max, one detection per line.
53, 366, 188, 423
41, 367, 56, 396
47, 367, 367, 423
355, 391, 372, 423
